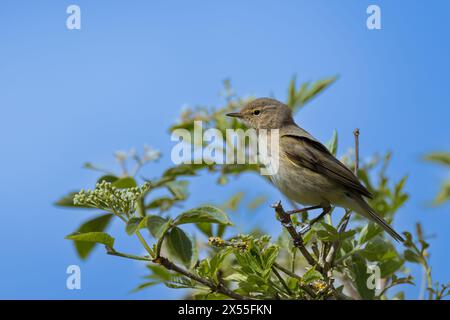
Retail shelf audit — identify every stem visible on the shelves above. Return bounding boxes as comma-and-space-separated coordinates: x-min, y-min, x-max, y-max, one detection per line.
136, 230, 155, 257
271, 266, 293, 296
272, 263, 316, 299
325, 129, 360, 271
111, 207, 154, 257
106, 247, 151, 261
354, 128, 359, 175
137, 197, 146, 218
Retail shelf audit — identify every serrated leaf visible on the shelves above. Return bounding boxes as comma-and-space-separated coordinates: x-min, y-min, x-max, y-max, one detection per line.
175, 206, 232, 226
65, 231, 115, 248
164, 275, 198, 289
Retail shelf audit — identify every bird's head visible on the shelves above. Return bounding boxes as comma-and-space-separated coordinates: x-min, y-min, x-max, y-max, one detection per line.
226, 98, 293, 129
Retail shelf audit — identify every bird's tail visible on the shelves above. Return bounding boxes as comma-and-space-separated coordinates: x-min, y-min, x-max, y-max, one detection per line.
351, 196, 404, 242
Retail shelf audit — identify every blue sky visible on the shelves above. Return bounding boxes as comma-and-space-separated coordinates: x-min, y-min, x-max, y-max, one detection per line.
0, 0, 449, 299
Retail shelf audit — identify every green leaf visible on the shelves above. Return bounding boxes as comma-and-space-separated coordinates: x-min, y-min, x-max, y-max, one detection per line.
70, 214, 113, 259
325, 129, 338, 156
167, 227, 193, 267
196, 222, 213, 237
125, 217, 143, 235
247, 196, 267, 210
131, 281, 158, 293
146, 265, 174, 282
65, 231, 115, 249
112, 177, 137, 188
350, 255, 375, 300
146, 197, 175, 212
316, 222, 339, 241
358, 223, 382, 245
97, 175, 118, 183
425, 152, 450, 167
166, 180, 189, 200
379, 257, 404, 278
54, 192, 92, 209
433, 180, 450, 205
302, 267, 322, 284
209, 248, 233, 277
164, 275, 197, 289
225, 192, 244, 211
175, 206, 232, 226
146, 215, 171, 239
404, 249, 422, 264
300, 76, 338, 108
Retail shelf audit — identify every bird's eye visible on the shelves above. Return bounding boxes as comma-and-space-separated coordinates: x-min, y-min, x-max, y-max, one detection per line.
253, 110, 261, 116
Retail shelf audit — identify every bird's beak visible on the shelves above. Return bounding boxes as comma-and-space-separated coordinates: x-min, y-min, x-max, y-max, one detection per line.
226, 112, 243, 118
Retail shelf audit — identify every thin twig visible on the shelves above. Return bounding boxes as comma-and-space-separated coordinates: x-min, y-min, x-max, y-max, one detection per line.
272, 201, 321, 271
106, 247, 152, 261
354, 128, 359, 175
273, 263, 317, 299
271, 266, 293, 296
325, 129, 360, 270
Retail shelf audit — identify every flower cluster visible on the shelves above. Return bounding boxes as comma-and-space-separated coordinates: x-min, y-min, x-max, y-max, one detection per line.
208, 236, 250, 252
310, 280, 330, 295
73, 181, 151, 216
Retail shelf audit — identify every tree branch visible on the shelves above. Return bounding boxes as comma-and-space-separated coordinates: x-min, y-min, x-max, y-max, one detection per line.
153, 256, 249, 300
106, 247, 248, 300
272, 201, 322, 271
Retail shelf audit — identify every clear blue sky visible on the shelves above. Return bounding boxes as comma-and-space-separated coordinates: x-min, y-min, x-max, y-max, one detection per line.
0, 0, 449, 299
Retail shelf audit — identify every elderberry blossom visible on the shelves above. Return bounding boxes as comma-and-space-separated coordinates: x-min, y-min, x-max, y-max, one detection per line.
73, 180, 151, 216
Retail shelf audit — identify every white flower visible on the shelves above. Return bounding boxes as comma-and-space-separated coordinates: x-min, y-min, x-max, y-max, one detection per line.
142, 145, 161, 162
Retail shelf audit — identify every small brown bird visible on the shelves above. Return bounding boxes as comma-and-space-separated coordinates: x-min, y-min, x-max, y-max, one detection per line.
227, 98, 404, 242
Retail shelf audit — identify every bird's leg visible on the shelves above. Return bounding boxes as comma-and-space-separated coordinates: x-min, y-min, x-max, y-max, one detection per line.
286, 205, 323, 215
299, 205, 332, 235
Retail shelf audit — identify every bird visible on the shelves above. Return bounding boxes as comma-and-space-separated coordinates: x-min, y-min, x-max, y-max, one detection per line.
226, 97, 404, 242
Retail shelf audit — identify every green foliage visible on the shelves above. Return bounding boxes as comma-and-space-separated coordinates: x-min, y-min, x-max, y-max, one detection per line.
425, 151, 450, 205
56, 78, 449, 300
167, 227, 193, 267
71, 214, 114, 259
65, 232, 115, 249
175, 206, 232, 226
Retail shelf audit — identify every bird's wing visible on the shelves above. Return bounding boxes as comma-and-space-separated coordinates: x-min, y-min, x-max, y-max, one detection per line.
281, 134, 373, 198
